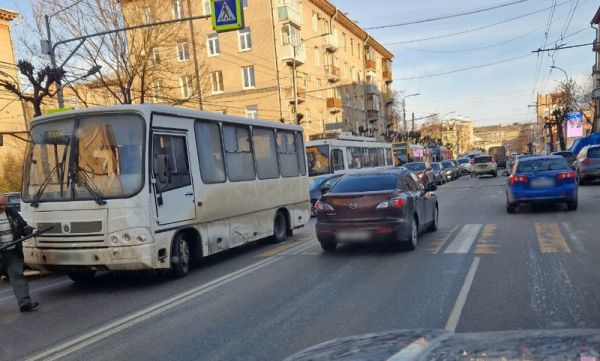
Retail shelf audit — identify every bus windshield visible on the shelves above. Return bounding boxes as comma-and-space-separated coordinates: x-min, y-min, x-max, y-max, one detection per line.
306, 145, 330, 177
23, 114, 145, 203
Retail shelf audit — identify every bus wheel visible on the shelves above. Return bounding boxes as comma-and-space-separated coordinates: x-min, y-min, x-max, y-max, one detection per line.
271, 211, 288, 243
171, 233, 190, 278
67, 269, 96, 283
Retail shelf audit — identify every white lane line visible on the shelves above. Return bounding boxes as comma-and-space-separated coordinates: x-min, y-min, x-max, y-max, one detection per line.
445, 257, 480, 332
444, 224, 483, 254
0, 279, 71, 303
562, 222, 585, 253
24, 256, 282, 361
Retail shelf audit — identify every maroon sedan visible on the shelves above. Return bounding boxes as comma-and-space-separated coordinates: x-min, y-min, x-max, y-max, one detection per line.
315, 168, 438, 252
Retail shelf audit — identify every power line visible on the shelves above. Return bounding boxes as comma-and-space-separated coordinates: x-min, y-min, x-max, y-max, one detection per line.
383, 0, 571, 46
394, 53, 532, 81
364, 0, 531, 30
532, 42, 593, 52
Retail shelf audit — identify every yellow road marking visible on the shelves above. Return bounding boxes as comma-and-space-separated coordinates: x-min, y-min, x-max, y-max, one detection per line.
474, 224, 499, 255
258, 240, 306, 258
535, 223, 571, 253
428, 225, 459, 254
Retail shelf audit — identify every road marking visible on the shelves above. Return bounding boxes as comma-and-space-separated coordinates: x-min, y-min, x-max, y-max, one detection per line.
445, 256, 481, 332
257, 240, 306, 258
535, 223, 571, 253
284, 240, 318, 255
562, 222, 585, 253
0, 279, 71, 303
444, 224, 483, 254
24, 256, 281, 361
427, 225, 459, 254
474, 224, 498, 255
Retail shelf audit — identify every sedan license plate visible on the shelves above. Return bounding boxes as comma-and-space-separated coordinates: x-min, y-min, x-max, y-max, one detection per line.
530, 177, 555, 188
337, 230, 369, 241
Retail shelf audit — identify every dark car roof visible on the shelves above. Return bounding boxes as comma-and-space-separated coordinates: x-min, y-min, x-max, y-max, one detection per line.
345, 168, 410, 177
551, 151, 574, 155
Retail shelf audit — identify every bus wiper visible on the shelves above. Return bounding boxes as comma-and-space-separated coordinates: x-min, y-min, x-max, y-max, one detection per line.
30, 164, 60, 207
74, 167, 107, 206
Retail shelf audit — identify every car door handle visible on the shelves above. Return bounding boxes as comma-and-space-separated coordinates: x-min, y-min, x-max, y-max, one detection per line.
185, 192, 194, 196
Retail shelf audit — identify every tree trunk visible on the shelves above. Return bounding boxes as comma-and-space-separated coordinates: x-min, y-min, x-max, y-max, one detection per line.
32, 99, 42, 117
555, 117, 566, 151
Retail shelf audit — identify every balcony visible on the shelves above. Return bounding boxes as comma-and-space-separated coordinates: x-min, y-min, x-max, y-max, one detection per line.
367, 109, 379, 122
285, 85, 306, 104
323, 34, 338, 52
383, 70, 392, 82
365, 59, 376, 74
383, 89, 394, 104
327, 97, 342, 113
281, 44, 305, 66
365, 83, 379, 95
278, 4, 303, 27
325, 65, 340, 83
592, 87, 600, 100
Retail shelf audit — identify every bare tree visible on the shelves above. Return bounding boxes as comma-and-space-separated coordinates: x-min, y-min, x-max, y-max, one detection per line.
30, 0, 210, 107
0, 60, 65, 117
551, 77, 595, 150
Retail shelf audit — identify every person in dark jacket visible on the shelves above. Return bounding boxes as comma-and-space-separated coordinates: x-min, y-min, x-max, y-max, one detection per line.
0, 193, 38, 312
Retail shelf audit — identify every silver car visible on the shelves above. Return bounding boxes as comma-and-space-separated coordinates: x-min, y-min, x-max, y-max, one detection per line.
573, 145, 600, 185
471, 155, 497, 177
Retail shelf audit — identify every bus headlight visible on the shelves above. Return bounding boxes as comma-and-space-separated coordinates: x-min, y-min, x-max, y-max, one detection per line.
109, 229, 152, 246
122, 233, 131, 243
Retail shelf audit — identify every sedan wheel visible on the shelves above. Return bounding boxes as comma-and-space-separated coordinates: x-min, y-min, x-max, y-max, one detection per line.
404, 218, 418, 251
428, 206, 438, 232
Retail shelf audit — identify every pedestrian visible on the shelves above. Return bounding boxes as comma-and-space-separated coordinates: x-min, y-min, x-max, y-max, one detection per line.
0, 192, 39, 312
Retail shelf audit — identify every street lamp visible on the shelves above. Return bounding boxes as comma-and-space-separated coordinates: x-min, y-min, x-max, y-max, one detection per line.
291, 33, 329, 124
401, 93, 420, 132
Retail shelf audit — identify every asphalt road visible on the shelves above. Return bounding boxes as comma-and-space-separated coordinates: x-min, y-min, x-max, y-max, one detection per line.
2, 174, 600, 361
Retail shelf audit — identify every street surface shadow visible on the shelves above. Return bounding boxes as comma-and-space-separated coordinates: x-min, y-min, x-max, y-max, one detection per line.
513, 203, 567, 214
321, 242, 412, 257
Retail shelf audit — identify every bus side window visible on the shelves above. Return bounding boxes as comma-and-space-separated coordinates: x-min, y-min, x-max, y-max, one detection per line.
223, 125, 256, 182
385, 148, 393, 166
331, 149, 344, 171
152, 134, 191, 193
277, 130, 300, 177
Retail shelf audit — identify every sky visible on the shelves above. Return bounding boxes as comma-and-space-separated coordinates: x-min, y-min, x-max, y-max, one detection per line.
329, 0, 598, 126
1, 0, 598, 127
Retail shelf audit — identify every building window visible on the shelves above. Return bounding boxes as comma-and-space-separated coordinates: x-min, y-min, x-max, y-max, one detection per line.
207, 34, 220, 56
203, 0, 211, 15
151, 47, 160, 64
305, 109, 311, 123
314, 46, 320, 66
350, 38, 354, 55
343, 62, 348, 79
342, 32, 347, 51
246, 105, 258, 119
211, 71, 224, 94
153, 79, 163, 103
312, 11, 318, 32
177, 41, 190, 61
316, 79, 322, 98
171, 0, 183, 19
179, 75, 193, 98
242, 66, 256, 88
242, 0, 248, 7
143, 6, 154, 24
238, 28, 252, 51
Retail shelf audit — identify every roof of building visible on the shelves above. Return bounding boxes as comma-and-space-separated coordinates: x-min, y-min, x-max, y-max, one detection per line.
0, 8, 19, 21
592, 6, 600, 24
310, 0, 394, 60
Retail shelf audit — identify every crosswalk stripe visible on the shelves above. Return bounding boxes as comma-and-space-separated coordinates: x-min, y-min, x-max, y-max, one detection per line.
535, 222, 571, 253
428, 225, 459, 254
444, 224, 483, 254
474, 224, 498, 254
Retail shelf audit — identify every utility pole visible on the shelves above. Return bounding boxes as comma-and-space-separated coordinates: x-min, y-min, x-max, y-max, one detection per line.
411, 112, 415, 133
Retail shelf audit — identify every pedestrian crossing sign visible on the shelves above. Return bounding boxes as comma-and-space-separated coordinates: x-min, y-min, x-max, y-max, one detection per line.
211, 0, 243, 32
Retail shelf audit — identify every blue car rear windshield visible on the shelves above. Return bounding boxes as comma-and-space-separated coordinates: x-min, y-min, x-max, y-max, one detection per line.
404, 163, 426, 171
516, 158, 569, 172
331, 175, 398, 193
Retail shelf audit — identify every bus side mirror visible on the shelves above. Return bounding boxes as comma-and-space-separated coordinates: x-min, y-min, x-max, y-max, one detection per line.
501, 170, 509, 176
154, 154, 172, 186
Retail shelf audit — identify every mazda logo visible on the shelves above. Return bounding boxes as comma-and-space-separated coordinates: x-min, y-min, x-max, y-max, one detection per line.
349, 202, 358, 209
63, 224, 70, 233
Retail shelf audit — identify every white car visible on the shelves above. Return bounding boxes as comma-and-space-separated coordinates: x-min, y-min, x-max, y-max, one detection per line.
471, 155, 497, 177
457, 158, 472, 174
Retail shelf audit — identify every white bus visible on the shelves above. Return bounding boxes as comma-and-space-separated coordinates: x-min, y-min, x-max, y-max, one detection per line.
305, 132, 394, 177
20, 105, 310, 281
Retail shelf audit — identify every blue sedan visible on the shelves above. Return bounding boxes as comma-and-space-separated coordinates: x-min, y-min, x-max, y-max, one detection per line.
505, 155, 578, 213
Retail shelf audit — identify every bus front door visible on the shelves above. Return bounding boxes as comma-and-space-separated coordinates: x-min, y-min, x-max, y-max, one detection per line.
152, 131, 197, 225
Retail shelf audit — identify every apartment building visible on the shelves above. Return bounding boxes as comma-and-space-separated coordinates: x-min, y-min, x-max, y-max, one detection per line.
0, 8, 27, 180
121, 0, 394, 139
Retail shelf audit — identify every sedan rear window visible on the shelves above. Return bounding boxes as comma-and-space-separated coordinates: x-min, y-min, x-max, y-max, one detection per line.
331, 174, 398, 193
403, 163, 426, 171
474, 156, 492, 164
587, 147, 600, 158
442, 161, 453, 169
431, 163, 441, 171
458, 158, 470, 164
517, 158, 569, 172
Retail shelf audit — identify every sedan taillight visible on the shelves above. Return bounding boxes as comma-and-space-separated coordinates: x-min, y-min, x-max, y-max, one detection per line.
376, 198, 405, 209
314, 200, 334, 212
557, 171, 576, 181
509, 175, 528, 185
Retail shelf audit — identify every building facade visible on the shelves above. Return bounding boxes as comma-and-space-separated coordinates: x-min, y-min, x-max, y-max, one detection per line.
473, 123, 532, 154
0, 8, 27, 183
121, 0, 394, 139
592, 6, 600, 133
